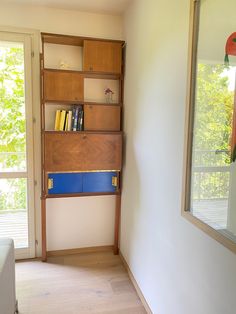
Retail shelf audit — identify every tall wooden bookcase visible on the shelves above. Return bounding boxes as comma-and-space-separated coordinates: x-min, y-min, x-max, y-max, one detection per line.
40, 33, 124, 261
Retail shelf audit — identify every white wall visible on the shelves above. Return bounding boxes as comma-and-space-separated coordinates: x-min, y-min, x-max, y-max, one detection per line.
121, 0, 236, 314
198, 0, 236, 62
0, 3, 123, 39
0, 2, 123, 256
46, 196, 115, 251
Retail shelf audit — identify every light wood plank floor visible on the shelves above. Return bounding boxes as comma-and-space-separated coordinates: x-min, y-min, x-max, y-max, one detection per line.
15, 251, 146, 314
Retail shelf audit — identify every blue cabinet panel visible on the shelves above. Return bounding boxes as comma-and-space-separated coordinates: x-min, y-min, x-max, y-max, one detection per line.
48, 171, 118, 194
48, 173, 83, 194
83, 172, 118, 193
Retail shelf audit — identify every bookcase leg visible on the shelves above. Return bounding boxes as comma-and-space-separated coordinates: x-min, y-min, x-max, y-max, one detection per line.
41, 198, 47, 262
114, 194, 121, 255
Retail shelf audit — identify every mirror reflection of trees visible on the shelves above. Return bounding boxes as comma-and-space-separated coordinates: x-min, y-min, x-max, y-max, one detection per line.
192, 64, 234, 201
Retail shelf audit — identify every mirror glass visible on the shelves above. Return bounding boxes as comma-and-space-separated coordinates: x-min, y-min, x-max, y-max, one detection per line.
190, 0, 236, 242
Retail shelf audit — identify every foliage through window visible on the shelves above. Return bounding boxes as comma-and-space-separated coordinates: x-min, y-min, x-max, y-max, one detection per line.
0, 44, 26, 211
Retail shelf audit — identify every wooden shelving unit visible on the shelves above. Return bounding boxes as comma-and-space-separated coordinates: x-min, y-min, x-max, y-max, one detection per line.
40, 32, 125, 261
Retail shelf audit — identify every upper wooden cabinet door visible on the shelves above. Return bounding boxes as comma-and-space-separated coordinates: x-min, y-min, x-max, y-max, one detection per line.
83, 40, 122, 73
84, 105, 121, 131
44, 70, 84, 101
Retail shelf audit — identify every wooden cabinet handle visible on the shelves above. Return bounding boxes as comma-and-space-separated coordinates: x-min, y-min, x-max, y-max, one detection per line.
83, 135, 87, 139
89, 105, 93, 109
89, 66, 93, 71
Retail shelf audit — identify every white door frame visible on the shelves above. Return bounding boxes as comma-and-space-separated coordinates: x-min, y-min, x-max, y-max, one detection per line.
0, 29, 40, 259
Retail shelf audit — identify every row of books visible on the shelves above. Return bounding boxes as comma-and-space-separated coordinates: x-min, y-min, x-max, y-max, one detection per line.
54, 105, 84, 131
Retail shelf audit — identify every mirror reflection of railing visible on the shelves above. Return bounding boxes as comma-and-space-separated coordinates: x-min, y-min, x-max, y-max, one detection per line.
191, 149, 230, 230
192, 149, 230, 200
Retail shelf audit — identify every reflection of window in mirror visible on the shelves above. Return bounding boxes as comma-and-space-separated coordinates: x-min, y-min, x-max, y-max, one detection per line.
183, 0, 236, 253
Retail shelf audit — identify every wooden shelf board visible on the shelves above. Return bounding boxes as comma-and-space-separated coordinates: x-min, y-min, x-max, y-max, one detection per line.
84, 72, 121, 80
43, 68, 121, 79
43, 130, 123, 135
42, 100, 122, 107
85, 102, 122, 107
42, 32, 125, 47
42, 33, 84, 46
43, 191, 120, 199
45, 170, 120, 174
42, 100, 84, 105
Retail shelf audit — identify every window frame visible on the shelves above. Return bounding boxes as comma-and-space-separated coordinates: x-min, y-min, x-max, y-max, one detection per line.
182, 0, 236, 254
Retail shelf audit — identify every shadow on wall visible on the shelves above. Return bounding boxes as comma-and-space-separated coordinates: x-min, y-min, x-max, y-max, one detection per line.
121, 42, 143, 262
121, 132, 142, 263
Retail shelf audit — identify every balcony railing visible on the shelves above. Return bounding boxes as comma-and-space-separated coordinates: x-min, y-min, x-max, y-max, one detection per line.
0, 152, 26, 172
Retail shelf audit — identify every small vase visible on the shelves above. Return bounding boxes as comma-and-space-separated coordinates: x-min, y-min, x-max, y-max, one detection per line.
105, 93, 110, 103
105, 92, 113, 103
109, 93, 113, 103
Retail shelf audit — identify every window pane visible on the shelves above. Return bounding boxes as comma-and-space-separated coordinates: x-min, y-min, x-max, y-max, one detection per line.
0, 42, 26, 172
0, 178, 28, 248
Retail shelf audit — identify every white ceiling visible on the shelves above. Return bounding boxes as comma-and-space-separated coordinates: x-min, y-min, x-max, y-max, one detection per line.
0, 0, 132, 14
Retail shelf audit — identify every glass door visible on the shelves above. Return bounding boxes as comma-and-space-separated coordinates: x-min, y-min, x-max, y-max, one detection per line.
0, 32, 35, 259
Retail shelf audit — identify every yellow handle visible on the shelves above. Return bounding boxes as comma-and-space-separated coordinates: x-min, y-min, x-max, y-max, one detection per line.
48, 178, 54, 190
112, 176, 118, 187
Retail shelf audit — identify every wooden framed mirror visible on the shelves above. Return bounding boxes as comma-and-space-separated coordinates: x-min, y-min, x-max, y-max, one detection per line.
182, 0, 236, 253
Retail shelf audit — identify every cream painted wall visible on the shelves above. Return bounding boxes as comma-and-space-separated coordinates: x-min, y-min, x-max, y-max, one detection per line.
0, 2, 123, 256
198, 0, 236, 62
0, 3, 123, 39
46, 196, 115, 251
122, 0, 236, 313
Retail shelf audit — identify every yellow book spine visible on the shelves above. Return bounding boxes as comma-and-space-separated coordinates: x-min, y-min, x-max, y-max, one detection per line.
54, 110, 61, 131
59, 110, 66, 131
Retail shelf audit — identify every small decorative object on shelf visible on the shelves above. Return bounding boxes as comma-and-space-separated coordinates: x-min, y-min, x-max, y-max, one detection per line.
104, 87, 114, 103
59, 59, 70, 69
